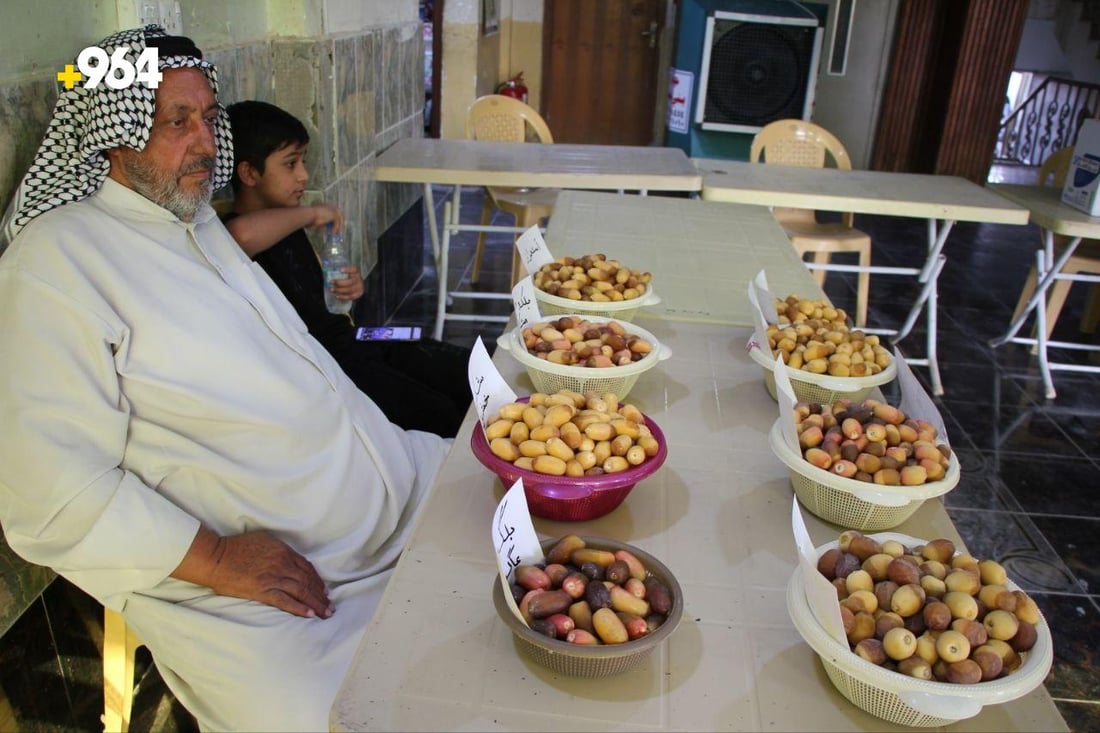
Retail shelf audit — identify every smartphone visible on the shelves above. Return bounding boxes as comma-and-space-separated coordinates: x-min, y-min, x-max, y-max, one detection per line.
355, 325, 423, 341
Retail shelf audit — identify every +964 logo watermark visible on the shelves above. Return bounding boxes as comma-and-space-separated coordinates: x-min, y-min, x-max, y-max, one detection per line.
57, 47, 162, 90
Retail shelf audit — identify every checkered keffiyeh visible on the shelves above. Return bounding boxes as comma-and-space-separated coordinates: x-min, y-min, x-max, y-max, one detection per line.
0, 25, 234, 245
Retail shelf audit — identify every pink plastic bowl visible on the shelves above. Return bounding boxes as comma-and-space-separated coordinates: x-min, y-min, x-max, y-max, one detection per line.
470, 406, 668, 521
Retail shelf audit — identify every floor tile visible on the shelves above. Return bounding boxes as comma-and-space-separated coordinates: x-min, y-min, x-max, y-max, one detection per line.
1029, 515, 1100, 596
1026, 592, 1100, 703
945, 508, 1082, 593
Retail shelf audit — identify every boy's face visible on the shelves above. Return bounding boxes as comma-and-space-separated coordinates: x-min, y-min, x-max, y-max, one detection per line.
254, 142, 310, 208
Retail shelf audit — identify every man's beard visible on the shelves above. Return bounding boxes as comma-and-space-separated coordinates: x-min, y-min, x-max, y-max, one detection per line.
118, 151, 214, 221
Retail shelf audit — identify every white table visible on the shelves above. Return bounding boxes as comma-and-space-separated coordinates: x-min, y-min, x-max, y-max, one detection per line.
374, 138, 702, 340
988, 183, 1100, 398
542, 190, 825, 325
696, 159, 1030, 395
329, 195, 1065, 733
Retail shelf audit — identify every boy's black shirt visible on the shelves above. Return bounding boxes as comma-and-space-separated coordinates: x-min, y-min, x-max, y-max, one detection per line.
221, 212, 355, 360
219, 209, 472, 437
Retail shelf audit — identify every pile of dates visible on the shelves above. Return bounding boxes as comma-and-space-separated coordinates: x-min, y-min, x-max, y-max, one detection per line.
510, 534, 674, 645
486, 389, 660, 476
767, 295, 892, 377
818, 530, 1043, 683
795, 398, 952, 486
533, 254, 653, 302
521, 316, 654, 368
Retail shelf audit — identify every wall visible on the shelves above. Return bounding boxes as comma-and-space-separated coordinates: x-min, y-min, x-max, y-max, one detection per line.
510, 0, 544, 109
0, 0, 424, 291
812, 0, 900, 169
439, 0, 480, 138
439, 0, 544, 139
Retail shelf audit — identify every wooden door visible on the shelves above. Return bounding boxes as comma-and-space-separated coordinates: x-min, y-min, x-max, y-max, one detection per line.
542, 0, 664, 145
872, 0, 1028, 183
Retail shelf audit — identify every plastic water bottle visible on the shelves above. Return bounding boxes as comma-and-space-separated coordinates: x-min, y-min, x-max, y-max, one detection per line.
322, 224, 353, 315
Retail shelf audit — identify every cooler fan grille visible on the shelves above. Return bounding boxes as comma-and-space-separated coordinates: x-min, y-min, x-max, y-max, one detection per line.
702, 20, 818, 128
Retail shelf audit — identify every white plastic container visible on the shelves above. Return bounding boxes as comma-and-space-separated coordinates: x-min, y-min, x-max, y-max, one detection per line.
497, 315, 671, 399
787, 532, 1054, 727
534, 285, 661, 322
748, 336, 898, 405
768, 418, 959, 531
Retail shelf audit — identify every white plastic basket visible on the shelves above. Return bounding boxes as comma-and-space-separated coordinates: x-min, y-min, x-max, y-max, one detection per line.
748, 336, 898, 405
768, 419, 960, 531
786, 532, 1053, 727
497, 315, 671, 399
534, 286, 661, 322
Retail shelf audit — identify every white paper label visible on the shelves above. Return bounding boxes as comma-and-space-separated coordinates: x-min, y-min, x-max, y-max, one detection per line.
512, 277, 543, 332
791, 497, 847, 644
468, 336, 518, 429
747, 270, 775, 355
773, 353, 801, 451
894, 346, 949, 446
516, 224, 555, 276
492, 478, 544, 623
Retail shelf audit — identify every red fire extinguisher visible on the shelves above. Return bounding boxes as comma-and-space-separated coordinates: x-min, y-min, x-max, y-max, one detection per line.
497, 72, 529, 104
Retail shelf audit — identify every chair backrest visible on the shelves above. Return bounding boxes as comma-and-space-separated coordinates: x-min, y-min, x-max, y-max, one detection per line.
465, 94, 554, 144
750, 119, 853, 170
751, 119, 856, 226
1038, 146, 1074, 189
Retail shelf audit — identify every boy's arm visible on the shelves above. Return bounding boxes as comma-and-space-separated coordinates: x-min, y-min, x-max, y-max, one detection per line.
224, 204, 343, 257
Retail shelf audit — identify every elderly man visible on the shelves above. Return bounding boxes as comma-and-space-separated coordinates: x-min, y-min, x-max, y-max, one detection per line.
0, 26, 449, 730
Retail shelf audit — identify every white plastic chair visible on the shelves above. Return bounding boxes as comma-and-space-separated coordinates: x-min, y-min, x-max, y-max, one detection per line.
465, 94, 558, 286
751, 119, 872, 327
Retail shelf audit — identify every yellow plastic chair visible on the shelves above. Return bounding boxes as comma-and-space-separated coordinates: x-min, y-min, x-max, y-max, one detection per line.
465, 94, 559, 285
1010, 146, 1100, 339
103, 608, 145, 733
751, 119, 872, 326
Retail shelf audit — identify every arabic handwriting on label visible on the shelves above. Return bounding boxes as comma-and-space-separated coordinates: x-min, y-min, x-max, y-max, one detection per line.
494, 500, 523, 581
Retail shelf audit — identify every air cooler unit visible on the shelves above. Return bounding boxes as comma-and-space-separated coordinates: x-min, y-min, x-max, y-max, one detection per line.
695, 3, 823, 134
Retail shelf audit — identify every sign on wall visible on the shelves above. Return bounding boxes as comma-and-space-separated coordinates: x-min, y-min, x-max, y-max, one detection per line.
667, 68, 693, 134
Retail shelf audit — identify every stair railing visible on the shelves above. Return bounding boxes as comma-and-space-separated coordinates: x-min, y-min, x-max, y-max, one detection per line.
994, 76, 1100, 166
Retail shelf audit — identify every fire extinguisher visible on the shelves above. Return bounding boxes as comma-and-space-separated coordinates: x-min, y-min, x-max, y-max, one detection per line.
497, 72, 528, 104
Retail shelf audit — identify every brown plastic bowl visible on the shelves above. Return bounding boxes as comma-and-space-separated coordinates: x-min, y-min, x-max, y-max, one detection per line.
491, 536, 683, 677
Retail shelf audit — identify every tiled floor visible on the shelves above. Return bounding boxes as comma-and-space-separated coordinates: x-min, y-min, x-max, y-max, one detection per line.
1, 173, 1098, 731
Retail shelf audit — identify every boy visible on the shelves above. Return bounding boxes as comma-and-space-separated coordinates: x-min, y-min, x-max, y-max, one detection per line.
224, 100, 471, 437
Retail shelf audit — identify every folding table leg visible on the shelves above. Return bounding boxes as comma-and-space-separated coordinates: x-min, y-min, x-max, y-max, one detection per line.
890, 255, 946, 394
990, 230, 1083, 347
423, 182, 441, 265
1033, 247, 1057, 399
434, 198, 454, 342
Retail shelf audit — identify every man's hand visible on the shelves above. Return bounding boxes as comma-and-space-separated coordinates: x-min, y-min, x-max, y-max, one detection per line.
174, 527, 333, 619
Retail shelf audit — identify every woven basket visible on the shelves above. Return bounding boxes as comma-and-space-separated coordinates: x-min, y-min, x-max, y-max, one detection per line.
768, 419, 959, 531
498, 316, 670, 399
786, 532, 1053, 727
534, 286, 661, 322
493, 536, 683, 677
748, 337, 898, 405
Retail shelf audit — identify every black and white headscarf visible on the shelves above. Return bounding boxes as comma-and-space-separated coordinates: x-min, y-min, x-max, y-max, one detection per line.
1, 24, 234, 245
